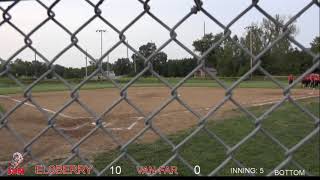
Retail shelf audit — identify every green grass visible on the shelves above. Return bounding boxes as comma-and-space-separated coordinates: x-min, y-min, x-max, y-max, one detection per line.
86, 100, 319, 176
20, 99, 319, 176
0, 77, 297, 95
0, 104, 3, 113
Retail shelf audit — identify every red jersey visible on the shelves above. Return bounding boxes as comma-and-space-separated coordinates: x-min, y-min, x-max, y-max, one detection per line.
306, 75, 311, 81
310, 74, 315, 81
288, 75, 294, 81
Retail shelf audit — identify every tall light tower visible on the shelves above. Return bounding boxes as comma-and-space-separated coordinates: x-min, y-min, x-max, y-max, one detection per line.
34, 51, 38, 78
203, 21, 206, 37
245, 25, 255, 80
96, 29, 109, 76
126, 40, 135, 73
203, 21, 206, 77
126, 40, 129, 59
85, 49, 88, 78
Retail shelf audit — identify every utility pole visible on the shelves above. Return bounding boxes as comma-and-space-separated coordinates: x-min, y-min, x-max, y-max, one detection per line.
245, 25, 254, 80
130, 41, 137, 74
249, 29, 253, 80
126, 40, 129, 59
34, 51, 37, 78
107, 55, 109, 76
203, 21, 206, 77
134, 56, 137, 73
96, 29, 107, 76
203, 21, 206, 37
134, 60, 137, 73
126, 40, 135, 74
85, 49, 88, 78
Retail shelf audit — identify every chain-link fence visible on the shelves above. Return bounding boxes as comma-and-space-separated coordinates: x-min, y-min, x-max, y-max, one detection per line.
0, 0, 319, 176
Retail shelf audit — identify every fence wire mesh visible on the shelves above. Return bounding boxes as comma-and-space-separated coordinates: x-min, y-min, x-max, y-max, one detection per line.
0, 0, 319, 176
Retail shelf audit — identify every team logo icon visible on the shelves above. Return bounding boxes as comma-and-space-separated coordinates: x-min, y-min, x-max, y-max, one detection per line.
10, 152, 23, 169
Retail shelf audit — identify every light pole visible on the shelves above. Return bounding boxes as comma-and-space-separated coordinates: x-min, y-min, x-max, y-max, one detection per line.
203, 21, 206, 77
134, 59, 137, 74
126, 40, 135, 73
85, 49, 88, 78
126, 40, 129, 59
245, 25, 255, 80
203, 21, 206, 37
96, 29, 109, 76
34, 51, 38, 78
133, 56, 137, 74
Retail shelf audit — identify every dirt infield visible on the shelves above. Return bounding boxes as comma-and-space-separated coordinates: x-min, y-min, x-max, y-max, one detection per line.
0, 87, 318, 163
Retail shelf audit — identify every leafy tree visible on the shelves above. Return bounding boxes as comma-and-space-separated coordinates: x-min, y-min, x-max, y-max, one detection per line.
113, 58, 132, 76
131, 42, 168, 76
54, 64, 65, 77
193, 33, 246, 76
0, 58, 4, 72
193, 33, 224, 68
243, 15, 297, 75
3, 18, 317, 79
310, 36, 320, 53
285, 48, 312, 75
11, 59, 29, 77
31, 60, 47, 78
165, 58, 197, 77
217, 35, 243, 76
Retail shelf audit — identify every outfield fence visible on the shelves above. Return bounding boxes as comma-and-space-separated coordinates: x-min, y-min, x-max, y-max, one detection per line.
0, 0, 319, 176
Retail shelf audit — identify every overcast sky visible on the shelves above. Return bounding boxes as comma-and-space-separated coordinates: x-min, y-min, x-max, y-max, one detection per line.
0, 0, 319, 68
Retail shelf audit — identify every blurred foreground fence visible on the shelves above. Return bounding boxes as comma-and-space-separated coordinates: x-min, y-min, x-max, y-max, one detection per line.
0, 0, 319, 176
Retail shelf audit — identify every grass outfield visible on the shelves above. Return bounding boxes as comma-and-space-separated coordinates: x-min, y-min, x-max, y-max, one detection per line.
89, 99, 319, 176
0, 77, 299, 95
20, 99, 319, 176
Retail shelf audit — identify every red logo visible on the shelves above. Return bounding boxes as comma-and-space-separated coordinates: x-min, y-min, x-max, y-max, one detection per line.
7, 152, 25, 176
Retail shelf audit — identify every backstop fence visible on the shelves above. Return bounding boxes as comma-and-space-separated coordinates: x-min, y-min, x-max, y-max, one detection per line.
0, 0, 319, 176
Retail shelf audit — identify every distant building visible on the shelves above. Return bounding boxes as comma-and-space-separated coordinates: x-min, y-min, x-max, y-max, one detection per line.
88, 59, 117, 80
0, 58, 5, 64
194, 67, 217, 78
91, 71, 116, 80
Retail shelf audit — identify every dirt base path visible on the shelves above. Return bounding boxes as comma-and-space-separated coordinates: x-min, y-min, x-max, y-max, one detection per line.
0, 87, 318, 162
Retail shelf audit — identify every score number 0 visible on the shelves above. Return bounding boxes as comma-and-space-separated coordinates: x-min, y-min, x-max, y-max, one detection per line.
194, 165, 200, 175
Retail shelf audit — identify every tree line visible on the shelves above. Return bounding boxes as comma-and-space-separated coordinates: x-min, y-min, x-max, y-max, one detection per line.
1, 15, 319, 79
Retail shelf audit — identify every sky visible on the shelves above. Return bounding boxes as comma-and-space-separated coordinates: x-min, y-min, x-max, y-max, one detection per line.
0, 0, 319, 68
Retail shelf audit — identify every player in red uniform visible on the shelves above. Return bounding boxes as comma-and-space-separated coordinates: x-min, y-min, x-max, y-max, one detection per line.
315, 73, 319, 88
302, 73, 320, 89
302, 75, 307, 88
310, 73, 315, 88
305, 74, 311, 88
288, 74, 294, 85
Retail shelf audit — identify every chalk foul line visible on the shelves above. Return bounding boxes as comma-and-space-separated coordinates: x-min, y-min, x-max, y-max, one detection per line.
0, 95, 93, 120
1, 94, 318, 132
